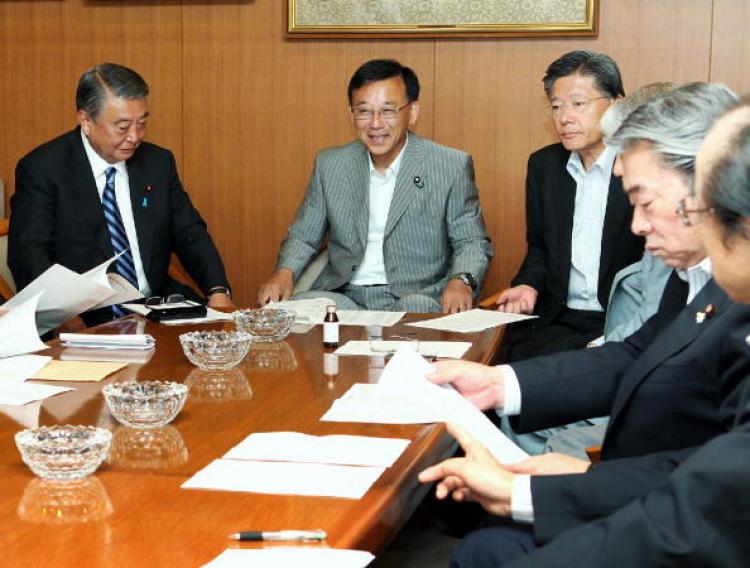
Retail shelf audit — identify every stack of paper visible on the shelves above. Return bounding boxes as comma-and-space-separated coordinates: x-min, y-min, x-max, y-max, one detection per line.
60, 333, 155, 350
406, 308, 536, 333
321, 348, 528, 464
182, 432, 410, 499
204, 548, 375, 568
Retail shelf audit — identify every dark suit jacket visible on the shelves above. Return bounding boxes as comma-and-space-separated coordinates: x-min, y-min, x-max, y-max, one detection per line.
509, 279, 750, 542
8, 128, 229, 303
507, 344, 750, 567
512, 143, 643, 323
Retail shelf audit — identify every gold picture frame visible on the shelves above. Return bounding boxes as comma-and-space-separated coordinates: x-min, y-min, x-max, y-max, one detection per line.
287, 0, 598, 39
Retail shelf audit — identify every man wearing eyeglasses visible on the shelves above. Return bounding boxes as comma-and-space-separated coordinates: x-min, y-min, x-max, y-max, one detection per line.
258, 59, 492, 313
494, 51, 643, 363
9, 63, 235, 331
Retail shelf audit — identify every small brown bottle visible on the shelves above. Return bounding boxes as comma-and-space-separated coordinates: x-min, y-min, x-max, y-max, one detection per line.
323, 305, 339, 348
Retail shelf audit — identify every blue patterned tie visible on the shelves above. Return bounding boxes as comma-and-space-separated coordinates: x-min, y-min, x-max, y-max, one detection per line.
102, 167, 138, 316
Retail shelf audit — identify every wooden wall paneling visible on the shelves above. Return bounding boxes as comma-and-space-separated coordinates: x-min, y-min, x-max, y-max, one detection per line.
710, 0, 750, 94
435, 0, 714, 298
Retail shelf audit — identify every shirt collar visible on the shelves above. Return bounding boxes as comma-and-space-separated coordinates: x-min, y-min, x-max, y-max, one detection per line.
368, 134, 408, 180
80, 129, 126, 179
677, 257, 713, 303
567, 145, 617, 178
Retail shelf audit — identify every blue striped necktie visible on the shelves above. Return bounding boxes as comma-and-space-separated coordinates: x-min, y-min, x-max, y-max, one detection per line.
102, 166, 138, 316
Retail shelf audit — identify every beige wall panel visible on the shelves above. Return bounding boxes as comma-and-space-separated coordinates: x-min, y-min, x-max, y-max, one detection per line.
435, 0, 713, 298
711, 0, 750, 93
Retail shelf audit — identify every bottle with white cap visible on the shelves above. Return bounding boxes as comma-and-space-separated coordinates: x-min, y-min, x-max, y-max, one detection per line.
323, 305, 339, 348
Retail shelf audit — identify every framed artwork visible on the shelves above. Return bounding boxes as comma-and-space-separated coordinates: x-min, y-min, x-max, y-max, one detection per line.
287, 0, 598, 39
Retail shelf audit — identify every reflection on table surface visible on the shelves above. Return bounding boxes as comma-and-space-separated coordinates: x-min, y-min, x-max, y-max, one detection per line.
0, 314, 502, 567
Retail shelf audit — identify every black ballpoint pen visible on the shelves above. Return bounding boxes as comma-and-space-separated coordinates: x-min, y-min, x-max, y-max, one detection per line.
228, 529, 327, 542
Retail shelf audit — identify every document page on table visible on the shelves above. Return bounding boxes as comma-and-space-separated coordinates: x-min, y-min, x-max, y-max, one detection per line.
182, 459, 385, 499
223, 432, 410, 467
407, 308, 536, 333
204, 548, 375, 568
322, 347, 528, 463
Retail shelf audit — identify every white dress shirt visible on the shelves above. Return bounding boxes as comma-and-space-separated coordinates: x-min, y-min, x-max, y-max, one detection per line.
565, 146, 616, 312
349, 138, 407, 285
500, 256, 713, 522
81, 131, 151, 295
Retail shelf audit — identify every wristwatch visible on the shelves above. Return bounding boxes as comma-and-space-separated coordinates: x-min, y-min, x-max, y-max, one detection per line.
207, 285, 232, 298
451, 272, 477, 292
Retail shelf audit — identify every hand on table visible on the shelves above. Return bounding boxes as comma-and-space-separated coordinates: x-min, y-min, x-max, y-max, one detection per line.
257, 268, 294, 305
495, 285, 538, 314
426, 360, 505, 411
503, 452, 590, 476
419, 422, 515, 517
441, 279, 473, 313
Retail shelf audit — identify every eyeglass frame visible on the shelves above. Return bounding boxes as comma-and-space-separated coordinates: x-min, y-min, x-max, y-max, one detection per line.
144, 294, 186, 307
676, 195, 713, 226
350, 102, 412, 122
546, 96, 611, 118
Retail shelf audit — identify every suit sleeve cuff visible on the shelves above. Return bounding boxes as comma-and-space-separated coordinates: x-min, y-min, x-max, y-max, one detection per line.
510, 474, 534, 524
495, 364, 522, 417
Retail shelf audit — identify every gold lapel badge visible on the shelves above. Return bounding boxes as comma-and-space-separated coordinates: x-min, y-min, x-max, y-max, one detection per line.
695, 303, 715, 324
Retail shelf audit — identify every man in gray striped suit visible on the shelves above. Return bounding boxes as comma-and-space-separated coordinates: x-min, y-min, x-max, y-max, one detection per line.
258, 59, 493, 313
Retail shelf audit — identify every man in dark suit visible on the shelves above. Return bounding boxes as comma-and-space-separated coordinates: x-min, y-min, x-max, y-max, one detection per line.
9, 63, 234, 328
495, 51, 643, 362
418, 83, 746, 567
502, 99, 750, 568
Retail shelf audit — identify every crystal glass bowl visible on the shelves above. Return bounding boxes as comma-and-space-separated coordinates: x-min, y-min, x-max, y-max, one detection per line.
103, 381, 188, 429
15, 426, 112, 480
233, 308, 296, 342
179, 330, 253, 369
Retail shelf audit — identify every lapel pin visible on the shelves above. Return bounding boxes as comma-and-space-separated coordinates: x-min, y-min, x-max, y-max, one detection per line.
413, 176, 424, 189
143, 185, 152, 208
695, 303, 715, 324
745, 334, 750, 347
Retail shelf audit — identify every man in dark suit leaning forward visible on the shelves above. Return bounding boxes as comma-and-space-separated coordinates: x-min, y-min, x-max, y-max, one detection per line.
9, 63, 234, 329
417, 83, 749, 567
258, 59, 493, 313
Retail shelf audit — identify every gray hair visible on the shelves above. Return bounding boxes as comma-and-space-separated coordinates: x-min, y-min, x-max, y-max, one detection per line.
600, 82, 679, 139
608, 82, 738, 181
76, 63, 149, 120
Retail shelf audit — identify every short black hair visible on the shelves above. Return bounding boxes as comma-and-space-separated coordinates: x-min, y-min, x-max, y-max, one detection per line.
543, 50, 625, 99
76, 63, 149, 120
347, 59, 419, 105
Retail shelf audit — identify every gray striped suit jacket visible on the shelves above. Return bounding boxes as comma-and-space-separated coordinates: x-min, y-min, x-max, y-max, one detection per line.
277, 134, 493, 301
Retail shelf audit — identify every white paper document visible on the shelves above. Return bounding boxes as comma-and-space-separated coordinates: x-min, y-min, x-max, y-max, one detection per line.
121, 303, 232, 324
0, 355, 53, 383
223, 432, 410, 467
0, 292, 47, 358
60, 333, 155, 350
0, 381, 73, 406
267, 298, 404, 327
203, 548, 375, 568
336, 340, 472, 359
3, 258, 143, 334
407, 308, 537, 333
322, 348, 528, 463
182, 459, 385, 499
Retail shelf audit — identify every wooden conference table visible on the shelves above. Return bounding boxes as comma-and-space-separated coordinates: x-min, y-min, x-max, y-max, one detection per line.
0, 314, 502, 567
